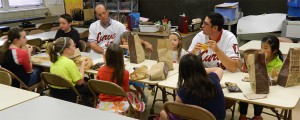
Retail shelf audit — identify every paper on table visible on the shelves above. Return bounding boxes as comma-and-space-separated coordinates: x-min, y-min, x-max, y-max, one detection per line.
215, 2, 238, 8
243, 93, 267, 100
237, 13, 286, 34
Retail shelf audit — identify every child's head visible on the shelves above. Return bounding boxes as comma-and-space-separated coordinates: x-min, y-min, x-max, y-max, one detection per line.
178, 54, 218, 100
0, 28, 26, 63
105, 43, 125, 86
8, 28, 27, 46
120, 31, 131, 45
169, 32, 182, 49
169, 32, 183, 62
48, 37, 74, 63
261, 35, 283, 61
58, 14, 72, 31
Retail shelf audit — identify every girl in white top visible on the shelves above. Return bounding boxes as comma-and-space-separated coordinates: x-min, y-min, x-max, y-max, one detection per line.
169, 32, 187, 63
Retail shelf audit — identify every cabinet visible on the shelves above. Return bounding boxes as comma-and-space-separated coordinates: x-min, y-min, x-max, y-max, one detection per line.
94, 0, 139, 23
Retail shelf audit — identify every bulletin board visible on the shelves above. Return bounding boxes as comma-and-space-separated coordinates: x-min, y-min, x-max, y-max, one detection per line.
64, 0, 83, 15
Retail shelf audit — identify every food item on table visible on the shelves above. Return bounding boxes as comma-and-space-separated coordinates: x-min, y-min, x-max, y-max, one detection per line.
74, 56, 93, 70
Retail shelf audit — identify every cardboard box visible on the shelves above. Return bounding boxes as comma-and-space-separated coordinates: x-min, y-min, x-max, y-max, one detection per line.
214, 2, 239, 22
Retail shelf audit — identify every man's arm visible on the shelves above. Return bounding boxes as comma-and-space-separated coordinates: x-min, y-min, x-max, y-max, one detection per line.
215, 50, 238, 72
140, 39, 153, 52
90, 42, 104, 54
207, 40, 238, 72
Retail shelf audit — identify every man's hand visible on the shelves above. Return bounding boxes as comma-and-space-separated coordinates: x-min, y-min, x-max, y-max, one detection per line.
207, 40, 220, 53
144, 42, 153, 52
191, 43, 201, 55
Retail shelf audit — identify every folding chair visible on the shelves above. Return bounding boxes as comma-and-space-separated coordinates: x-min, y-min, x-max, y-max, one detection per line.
79, 40, 87, 52
40, 72, 83, 104
0, 71, 12, 86
0, 67, 41, 91
163, 101, 216, 120
27, 38, 43, 54
88, 79, 139, 118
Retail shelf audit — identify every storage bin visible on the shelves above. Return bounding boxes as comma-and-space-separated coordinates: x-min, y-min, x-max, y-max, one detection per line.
139, 25, 161, 32
288, 6, 300, 17
214, 2, 239, 22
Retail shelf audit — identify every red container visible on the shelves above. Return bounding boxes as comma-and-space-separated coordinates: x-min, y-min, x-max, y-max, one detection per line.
178, 15, 189, 34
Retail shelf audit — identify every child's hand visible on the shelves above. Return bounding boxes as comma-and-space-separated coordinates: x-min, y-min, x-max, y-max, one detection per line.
81, 57, 88, 67
23, 44, 33, 54
120, 45, 129, 49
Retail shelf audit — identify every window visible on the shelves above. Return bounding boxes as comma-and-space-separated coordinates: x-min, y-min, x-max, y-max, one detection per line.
0, 0, 3, 8
8, 0, 43, 7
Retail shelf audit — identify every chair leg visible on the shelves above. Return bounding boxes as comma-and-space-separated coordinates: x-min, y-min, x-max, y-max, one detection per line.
150, 86, 159, 114
231, 102, 236, 120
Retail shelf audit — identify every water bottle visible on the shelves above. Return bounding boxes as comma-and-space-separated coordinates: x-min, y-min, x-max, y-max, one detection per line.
168, 21, 171, 33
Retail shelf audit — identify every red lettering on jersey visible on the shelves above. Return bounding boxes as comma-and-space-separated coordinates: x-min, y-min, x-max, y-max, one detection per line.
96, 32, 116, 44
232, 44, 239, 54
203, 54, 219, 62
200, 50, 208, 56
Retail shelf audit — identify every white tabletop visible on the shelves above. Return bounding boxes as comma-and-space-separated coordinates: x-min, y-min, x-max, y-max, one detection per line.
0, 96, 136, 120
31, 52, 102, 68
26, 27, 88, 41
0, 84, 40, 111
86, 59, 179, 85
221, 71, 300, 109
158, 71, 300, 110
239, 40, 300, 55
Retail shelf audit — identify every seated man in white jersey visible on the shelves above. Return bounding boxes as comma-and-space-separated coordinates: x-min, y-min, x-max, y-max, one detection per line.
88, 4, 153, 54
188, 12, 240, 73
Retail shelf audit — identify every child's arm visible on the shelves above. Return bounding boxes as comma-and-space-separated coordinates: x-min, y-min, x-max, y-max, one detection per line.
120, 45, 129, 50
205, 67, 223, 81
175, 95, 183, 103
76, 58, 88, 85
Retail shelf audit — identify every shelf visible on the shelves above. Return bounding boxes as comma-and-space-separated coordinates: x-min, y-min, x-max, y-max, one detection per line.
119, 10, 131, 13
108, 10, 118, 12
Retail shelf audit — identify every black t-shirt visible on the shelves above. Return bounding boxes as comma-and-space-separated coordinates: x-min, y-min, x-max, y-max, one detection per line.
54, 27, 80, 48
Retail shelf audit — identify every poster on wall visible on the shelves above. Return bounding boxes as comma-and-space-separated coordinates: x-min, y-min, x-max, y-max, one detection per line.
64, 0, 83, 15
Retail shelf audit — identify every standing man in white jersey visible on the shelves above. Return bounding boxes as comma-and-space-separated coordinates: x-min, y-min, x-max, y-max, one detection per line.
89, 4, 153, 54
188, 12, 240, 73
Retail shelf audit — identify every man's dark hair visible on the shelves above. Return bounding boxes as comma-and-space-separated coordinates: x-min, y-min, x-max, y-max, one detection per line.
207, 12, 224, 31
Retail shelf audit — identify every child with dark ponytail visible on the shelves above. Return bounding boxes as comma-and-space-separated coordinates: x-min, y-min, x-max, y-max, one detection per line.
0, 28, 41, 87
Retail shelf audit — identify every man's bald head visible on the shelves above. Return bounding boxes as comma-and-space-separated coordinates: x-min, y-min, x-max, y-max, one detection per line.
95, 4, 109, 25
95, 4, 107, 12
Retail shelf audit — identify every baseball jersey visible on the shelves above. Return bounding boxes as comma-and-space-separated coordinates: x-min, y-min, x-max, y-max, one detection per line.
188, 30, 240, 69
88, 19, 127, 53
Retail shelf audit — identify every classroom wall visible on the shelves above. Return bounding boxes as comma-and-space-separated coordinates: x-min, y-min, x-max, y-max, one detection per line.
139, 0, 288, 25
44, 0, 65, 16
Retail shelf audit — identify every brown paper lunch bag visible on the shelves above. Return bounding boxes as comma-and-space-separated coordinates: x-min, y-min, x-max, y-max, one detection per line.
130, 65, 149, 81
246, 53, 270, 94
157, 39, 173, 70
148, 62, 169, 81
277, 48, 300, 87
128, 33, 145, 63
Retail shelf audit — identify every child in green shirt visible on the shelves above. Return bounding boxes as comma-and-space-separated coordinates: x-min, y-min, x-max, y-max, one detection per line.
239, 35, 283, 120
